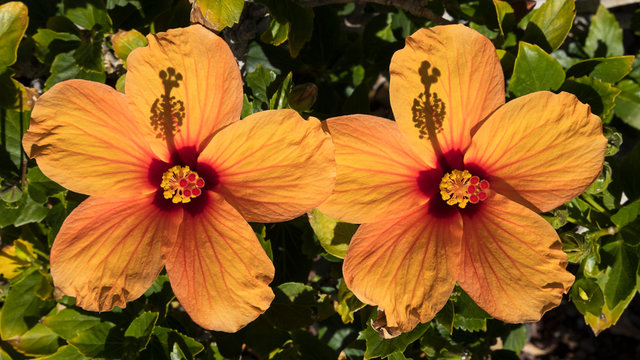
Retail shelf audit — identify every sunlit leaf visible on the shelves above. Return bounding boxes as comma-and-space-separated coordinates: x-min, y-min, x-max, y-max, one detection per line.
189, 0, 244, 32
560, 76, 621, 122
0, 1, 28, 72
359, 321, 429, 359
584, 5, 623, 58
508, 42, 565, 97
308, 208, 357, 259
110, 29, 147, 68
615, 79, 640, 129
6, 323, 59, 356
523, 0, 575, 52
42, 308, 101, 340
566, 56, 634, 83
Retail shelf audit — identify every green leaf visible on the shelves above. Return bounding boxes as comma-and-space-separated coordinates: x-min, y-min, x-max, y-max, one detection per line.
246, 64, 276, 104
257, 0, 314, 57
508, 42, 565, 97
493, 0, 514, 36
0, 268, 55, 339
611, 198, 640, 228
32, 29, 80, 64
615, 79, 640, 129
560, 76, 621, 122
453, 289, 490, 332
14, 196, 49, 227
359, 322, 429, 360
261, 18, 290, 46
570, 277, 604, 316
68, 321, 123, 358
6, 323, 59, 356
123, 311, 158, 357
63, 0, 112, 31
190, 0, 244, 32
264, 282, 332, 330
42, 308, 101, 340
584, 5, 623, 58
34, 345, 88, 360
0, 1, 29, 72
269, 72, 293, 110
502, 325, 527, 354
335, 278, 365, 324
0, 108, 29, 173
560, 232, 590, 263
110, 29, 147, 68
566, 56, 634, 84
600, 240, 638, 307
308, 208, 357, 259
26, 167, 65, 204
44, 50, 106, 90
522, 0, 575, 52
151, 326, 204, 359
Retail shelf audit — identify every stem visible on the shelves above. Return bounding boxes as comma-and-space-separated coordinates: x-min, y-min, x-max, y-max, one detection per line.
581, 193, 607, 214
298, 0, 453, 25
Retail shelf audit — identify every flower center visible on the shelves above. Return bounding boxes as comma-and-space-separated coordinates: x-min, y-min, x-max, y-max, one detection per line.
161, 165, 205, 203
439, 169, 490, 208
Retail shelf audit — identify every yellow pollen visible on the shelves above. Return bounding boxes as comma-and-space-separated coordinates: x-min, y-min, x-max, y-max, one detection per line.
439, 170, 490, 208
160, 165, 205, 203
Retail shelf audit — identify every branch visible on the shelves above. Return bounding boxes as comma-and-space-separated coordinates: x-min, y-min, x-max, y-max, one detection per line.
297, 0, 453, 25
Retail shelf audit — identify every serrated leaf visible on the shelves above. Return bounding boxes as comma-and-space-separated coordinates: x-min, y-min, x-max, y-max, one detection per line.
308, 208, 357, 259
152, 326, 204, 359
611, 198, 640, 228
523, 0, 575, 52
566, 56, 634, 83
63, 0, 112, 31
14, 196, 49, 227
42, 308, 101, 340
584, 5, 623, 58
7, 323, 59, 356
560, 76, 621, 122
110, 29, 147, 68
615, 79, 640, 129
44, 50, 106, 90
453, 289, 490, 332
570, 277, 604, 316
508, 42, 565, 97
26, 167, 65, 204
600, 240, 638, 307
189, 0, 244, 32
335, 278, 365, 324
68, 321, 123, 358
32, 29, 80, 64
0, 268, 55, 339
246, 64, 276, 104
33, 345, 88, 360
123, 312, 158, 357
358, 322, 429, 360
257, 0, 314, 57
0, 1, 29, 72
261, 18, 290, 46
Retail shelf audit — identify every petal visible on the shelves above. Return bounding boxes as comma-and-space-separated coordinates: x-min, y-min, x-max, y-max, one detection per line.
50, 195, 182, 311
165, 191, 274, 332
343, 203, 461, 333
389, 25, 505, 165
451, 194, 574, 323
318, 115, 435, 224
199, 109, 335, 223
126, 25, 243, 152
464, 91, 607, 212
23, 80, 164, 197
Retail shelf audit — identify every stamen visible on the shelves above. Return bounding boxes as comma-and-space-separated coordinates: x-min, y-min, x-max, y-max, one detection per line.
160, 165, 205, 203
439, 169, 490, 208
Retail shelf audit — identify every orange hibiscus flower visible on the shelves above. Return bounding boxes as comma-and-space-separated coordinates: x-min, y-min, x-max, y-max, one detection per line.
22, 25, 335, 332
318, 25, 606, 336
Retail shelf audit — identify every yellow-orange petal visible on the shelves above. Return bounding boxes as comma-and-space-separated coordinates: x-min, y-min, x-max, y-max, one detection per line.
318, 115, 435, 224
343, 203, 461, 333
22, 80, 163, 197
389, 25, 505, 165
126, 25, 243, 152
164, 191, 274, 332
199, 109, 335, 223
50, 195, 182, 311
464, 91, 606, 213
451, 193, 574, 323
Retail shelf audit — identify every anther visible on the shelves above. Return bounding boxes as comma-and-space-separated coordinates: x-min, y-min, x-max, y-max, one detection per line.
160, 165, 205, 203
439, 170, 490, 208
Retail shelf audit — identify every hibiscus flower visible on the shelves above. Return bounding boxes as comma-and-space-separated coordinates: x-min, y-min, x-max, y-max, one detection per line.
318, 24, 606, 336
22, 25, 335, 332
